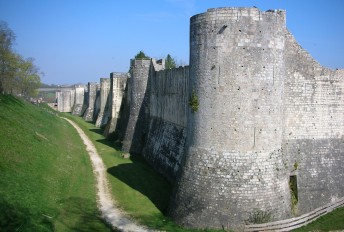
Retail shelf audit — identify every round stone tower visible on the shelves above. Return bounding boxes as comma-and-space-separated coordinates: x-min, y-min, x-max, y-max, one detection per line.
122, 58, 151, 154
170, 7, 290, 229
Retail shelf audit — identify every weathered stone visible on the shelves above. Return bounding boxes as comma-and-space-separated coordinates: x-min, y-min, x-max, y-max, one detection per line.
72, 86, 85, 116
168, 7, 344, 230
121, 59, 164, 154
103, 72, 129, 137
83, 82, 98, 121
95, 78, 111, 128
142, 66, 189, 182
57, 90, 73, 112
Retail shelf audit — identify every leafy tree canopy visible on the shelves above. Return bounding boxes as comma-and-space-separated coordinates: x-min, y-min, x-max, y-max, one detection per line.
0, 20, 41, 97
134, 51, 150, 59
165, 54, 176, 69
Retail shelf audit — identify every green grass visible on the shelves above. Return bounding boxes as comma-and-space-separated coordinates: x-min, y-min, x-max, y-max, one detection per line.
0, 95, 115, 232
292, 207, 344, 231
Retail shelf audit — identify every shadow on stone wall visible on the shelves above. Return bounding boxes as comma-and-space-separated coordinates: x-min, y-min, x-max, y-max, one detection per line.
111, 83, 130, 146
126, 64, 155, 155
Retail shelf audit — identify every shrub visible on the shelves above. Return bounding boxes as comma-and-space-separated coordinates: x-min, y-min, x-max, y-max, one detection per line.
189, 90, 199, 112
245, 209, 273, 224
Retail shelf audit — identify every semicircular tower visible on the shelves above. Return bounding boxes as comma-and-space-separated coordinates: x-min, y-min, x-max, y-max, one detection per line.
170, 7, 290, 229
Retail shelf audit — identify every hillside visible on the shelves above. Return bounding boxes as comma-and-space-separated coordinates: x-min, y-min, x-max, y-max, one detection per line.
0, 95, 114, 232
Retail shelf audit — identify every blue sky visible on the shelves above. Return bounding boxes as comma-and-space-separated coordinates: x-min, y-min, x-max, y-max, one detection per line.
1, 0, 343, 85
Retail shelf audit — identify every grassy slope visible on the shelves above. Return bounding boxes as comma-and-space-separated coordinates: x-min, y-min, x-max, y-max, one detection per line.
0, 95, 115, 232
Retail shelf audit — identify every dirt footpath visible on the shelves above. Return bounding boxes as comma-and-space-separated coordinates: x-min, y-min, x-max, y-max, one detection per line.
62, 118, 152, 232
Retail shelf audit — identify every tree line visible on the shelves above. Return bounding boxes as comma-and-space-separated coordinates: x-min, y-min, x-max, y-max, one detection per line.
0, 21, 41, 97
134, 51, 182, 69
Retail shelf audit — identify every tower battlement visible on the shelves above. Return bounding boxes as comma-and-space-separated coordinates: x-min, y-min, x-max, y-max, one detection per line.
191, 7, 286, 26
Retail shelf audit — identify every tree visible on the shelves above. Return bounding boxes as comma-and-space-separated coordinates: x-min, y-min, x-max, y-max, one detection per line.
134, 51, 150, 59
0, 21, 41, 97
165, 54, 176, 69
0, 21, 16, 94
16, 56, 41, 97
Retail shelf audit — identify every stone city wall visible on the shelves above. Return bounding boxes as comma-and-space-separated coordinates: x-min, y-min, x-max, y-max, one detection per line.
72, 86, 85, 116
142, 66, 189, 182
283, 31, 344, 214
83, 82, 98, 121
103, 72, 129, 137
95, 78, 111, 128
54, 7, 344, 230
57, 90, 73, 112
121, 59, 164, 154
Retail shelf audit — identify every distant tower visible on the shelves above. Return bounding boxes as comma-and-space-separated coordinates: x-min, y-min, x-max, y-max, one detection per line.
103, 72, 129, 137
72, 86, 85, 116
94, 83, 101, 120
121, 58, 152, 154
170, 8, 290, 229
83, 82, 98, 121
95, 78, 111, 128
57, 91, 73, 112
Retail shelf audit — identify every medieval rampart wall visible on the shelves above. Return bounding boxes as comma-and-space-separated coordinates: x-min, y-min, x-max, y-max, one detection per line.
143, 66, 189, 181
121, 59, 151, 154
72, 86, 85, 116
103, 72, 129, 137
95, 78, 111, 127
54, 6, 344, 230
57, 91, 73, 112
83, 82, 98, 121
283, 31, 344, 214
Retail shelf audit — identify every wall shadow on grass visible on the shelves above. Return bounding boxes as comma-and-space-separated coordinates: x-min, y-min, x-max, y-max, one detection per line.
57, 197, 118, 232
89, 128, 104, 135
89, 128, 122, 150
107, 155, 172, 215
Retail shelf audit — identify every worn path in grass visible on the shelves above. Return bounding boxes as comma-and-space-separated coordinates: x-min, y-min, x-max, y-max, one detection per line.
62, 117, 152, 232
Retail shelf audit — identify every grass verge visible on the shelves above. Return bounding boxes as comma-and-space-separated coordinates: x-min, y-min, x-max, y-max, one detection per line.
292, 207, 344, 231
0, 95, 115, 232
